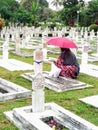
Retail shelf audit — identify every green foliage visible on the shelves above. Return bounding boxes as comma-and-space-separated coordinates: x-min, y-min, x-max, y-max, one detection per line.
63, 0, 78, 7
89, 24, 98, 32
39, 0, 48, 7
60, 0, 98, 26
0, 0, 19, 20
87, 0, 98, 25
59, 0, 82, 26
0, 0, 98, 27
13, 7, 32, 25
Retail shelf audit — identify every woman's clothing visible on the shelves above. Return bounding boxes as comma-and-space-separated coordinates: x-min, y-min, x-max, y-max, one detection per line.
54, 49, 80, 79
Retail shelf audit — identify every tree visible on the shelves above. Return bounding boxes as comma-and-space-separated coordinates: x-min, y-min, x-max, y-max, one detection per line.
39, 0, 48, 7
87, 0, 98, 24
20, 0, 49, 26
51, 0, 64, 10
39, 8, 53, 22
30, 1, 40, 26
21, 0, 48, 11
13, 7, 32, 25
59, 0, 84, 26
0, 0, 19, 23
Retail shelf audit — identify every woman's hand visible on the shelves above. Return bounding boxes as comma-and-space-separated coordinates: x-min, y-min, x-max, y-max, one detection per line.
48, 58, 57, 62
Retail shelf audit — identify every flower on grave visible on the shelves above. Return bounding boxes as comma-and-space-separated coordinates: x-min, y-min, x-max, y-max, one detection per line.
48, 119, 57, 127
0, 17, 5, 31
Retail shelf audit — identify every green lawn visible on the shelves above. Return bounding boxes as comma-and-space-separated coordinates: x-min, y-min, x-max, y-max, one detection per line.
0, 51, 98, 130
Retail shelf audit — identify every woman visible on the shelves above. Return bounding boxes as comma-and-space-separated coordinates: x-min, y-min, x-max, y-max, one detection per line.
53, 48, 80, 79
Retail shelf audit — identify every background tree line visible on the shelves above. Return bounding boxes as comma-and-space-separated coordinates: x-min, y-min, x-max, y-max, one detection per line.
0, 0, 98, 27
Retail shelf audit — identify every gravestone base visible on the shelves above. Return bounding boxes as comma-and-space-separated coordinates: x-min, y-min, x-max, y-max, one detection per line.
77, 54, 98, 62
47, 49, 60, 55
80, 64, 98, 78
0, 46, 14, 51
21, 71, 92, 92
91, 53, 98, 58
0, 77, 31, 101
10, 50, 33, 57
4, 102, 98, 130
0, 59, 34, 71
79, 95, 98, 108
23, 44, 42, 49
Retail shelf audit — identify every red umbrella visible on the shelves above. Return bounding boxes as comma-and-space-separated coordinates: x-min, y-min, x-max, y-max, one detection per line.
46, 37, 77, 48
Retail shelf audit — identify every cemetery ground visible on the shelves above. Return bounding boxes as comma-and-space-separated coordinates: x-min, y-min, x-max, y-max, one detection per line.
0, 50, 98, 130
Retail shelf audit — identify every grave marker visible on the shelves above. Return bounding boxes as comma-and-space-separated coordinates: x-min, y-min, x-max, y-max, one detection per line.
3, 41, 9, 61
15, 37, 20, 53
81, 43, 89, 66
42, 31, 47, 59
32, 49, 45, 112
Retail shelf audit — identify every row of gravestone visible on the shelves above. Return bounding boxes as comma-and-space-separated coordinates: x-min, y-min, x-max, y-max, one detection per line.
1, 48, 98, 130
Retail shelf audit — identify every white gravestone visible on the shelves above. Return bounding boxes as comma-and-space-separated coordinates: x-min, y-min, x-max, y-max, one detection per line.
3, 41, 9, 61
58, 30, 62, 37
32, 49, 44, 112
11, 33, 15, 41
81, 43, 89, 66
21, 35, 26, 47
75, 31, 79, 42
15, 38, 20, 53
84, 31, 88, 40
5, 33, 9, 43
92, 42, 98, 57
42, 32, 47, 60
90, 30, 94, 41
97, 43, 98, 56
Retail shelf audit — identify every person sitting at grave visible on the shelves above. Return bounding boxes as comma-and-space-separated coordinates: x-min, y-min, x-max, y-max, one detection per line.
50, 48, 80, 79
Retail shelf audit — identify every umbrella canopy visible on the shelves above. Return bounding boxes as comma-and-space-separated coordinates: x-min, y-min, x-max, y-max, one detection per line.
46, 37, 77, 48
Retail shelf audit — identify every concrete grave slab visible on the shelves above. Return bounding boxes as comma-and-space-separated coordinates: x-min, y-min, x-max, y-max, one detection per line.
80, 64, 98, 78
21, 71, 92, 92
91, 53, 98, 58
23, 44, 42, 49
10, 51, 33, 57
0, 77, 31, 101
0, 59, 34, 71
77, 54, 98, 62
47, 49, 60, 55
21, 42, 42, 49
4, 102, 98, 130
79, 95, 98, 108
0, 46, 14, 51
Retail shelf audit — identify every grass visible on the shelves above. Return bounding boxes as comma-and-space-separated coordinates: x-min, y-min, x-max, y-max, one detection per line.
0, 49, 98, 130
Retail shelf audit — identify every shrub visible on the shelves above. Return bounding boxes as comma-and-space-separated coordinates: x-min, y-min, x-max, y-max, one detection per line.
0, 17, 5, 30
89, 24, 98, 32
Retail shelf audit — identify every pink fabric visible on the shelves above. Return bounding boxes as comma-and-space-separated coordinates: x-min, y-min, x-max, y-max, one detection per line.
54, 56, 77, 79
